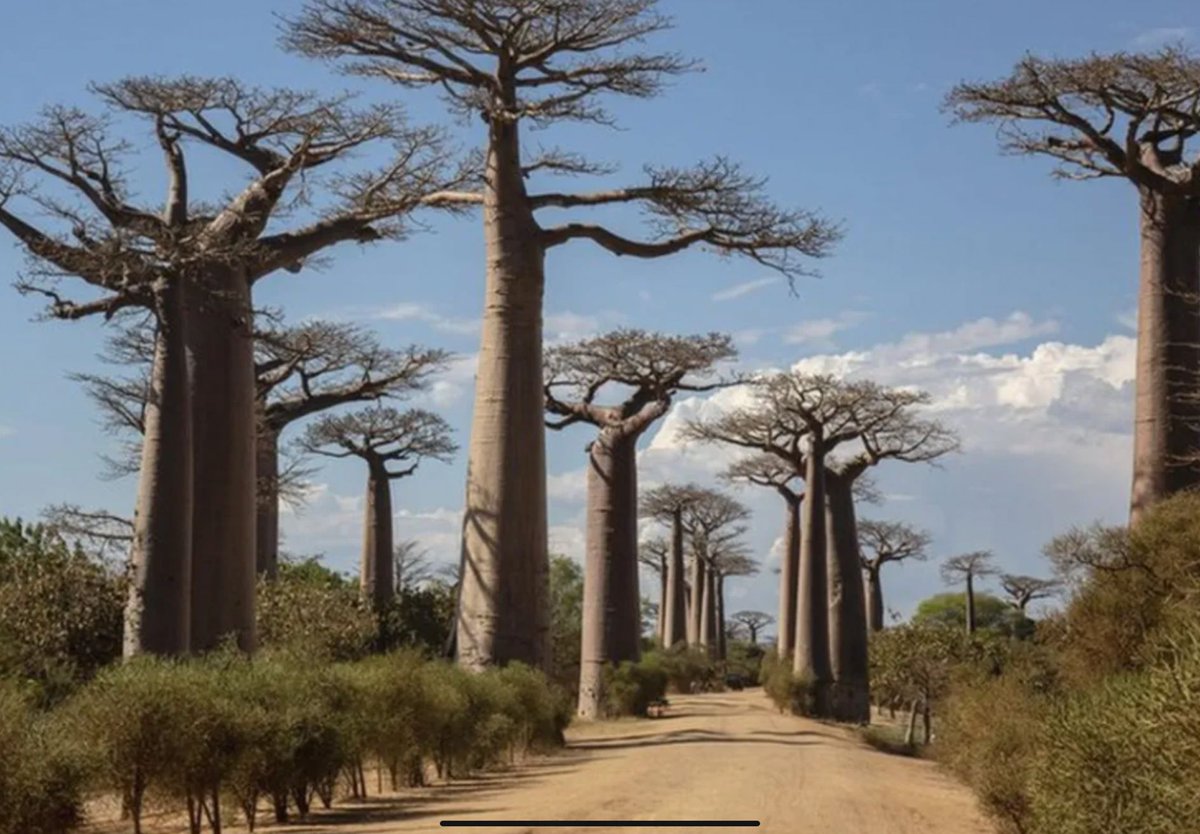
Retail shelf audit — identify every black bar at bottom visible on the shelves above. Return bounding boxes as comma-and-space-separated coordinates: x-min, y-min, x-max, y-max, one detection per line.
439, 822, 760, 828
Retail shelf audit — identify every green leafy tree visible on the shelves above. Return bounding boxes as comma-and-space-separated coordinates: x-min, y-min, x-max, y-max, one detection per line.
914, 592, 1030, 638
548, 555, 584, 694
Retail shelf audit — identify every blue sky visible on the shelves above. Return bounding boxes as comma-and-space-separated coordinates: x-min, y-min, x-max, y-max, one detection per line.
1, 1, 1195, 633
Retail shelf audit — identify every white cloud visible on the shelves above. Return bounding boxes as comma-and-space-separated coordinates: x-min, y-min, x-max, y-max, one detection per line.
712, 277, 779, 302
1115, 308, 1137, 331
782, 310, 869, 347
374, 302, 481, 336
1133, 27, 1192, 48
418, 353, 479, 408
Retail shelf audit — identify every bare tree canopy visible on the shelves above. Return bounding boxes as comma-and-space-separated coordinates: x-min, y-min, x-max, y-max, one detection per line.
639, 482, 707, 523
729, 610, 774, 643
859, 520, 932, 571
301, 406, 457, 475
638, 537, 669, 574
41, 504, 133, 562
544, 329, 737, 432
945, 47, 1200, 189
940, 550, 998, 584
999, 573, 1062, 612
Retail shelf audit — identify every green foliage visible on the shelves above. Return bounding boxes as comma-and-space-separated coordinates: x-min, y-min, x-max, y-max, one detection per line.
602, 656, 668, 717
256, 571, 377, 662
378, 582, 456, 655
760, 651, 821, 716
0, 517, 124, 705
0, 683, 84, 834
644, 646, 720, 694
548, 554, 584, 693
913, 592, 1029, 636
725, 640, 766, 685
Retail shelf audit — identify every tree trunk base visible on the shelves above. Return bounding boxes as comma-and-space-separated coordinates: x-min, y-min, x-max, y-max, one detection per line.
829, 681, 871, 724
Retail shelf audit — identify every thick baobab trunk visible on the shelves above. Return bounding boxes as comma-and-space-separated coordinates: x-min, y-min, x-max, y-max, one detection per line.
825, 473, 870, 723
362, 458, 396, 612
456, 113, 549, 671
662, 509, 687, 648
965, 573, 976, 636
656, 556, 667, 645
793, 445, 832, 714
577, 431, 641, 718
776, 493, 801, 658
189, 267, 258, 653
124, 282, 192, 657
687, 550, 706, 647
702, 566, 718, 655
866, 566, 884, 633
255, 425, 280, 580
698, 558, 714, 653
1129, 191, 1200, 524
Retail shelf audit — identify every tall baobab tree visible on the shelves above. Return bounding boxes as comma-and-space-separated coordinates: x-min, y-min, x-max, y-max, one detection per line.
683, 373, 873, 713
255, 322, 450, 578
544, 330, 735, 716
858, 520, 931, 632
709, 544, 758, 661
723, 454, 802, 659
730, 611, 774, 645
824, 388, 958, 720
301, 407, 457, 611
639, 483, 703, 650
999, 573, 1061, 614
0, 78, 457, 655
286, 1, 842, 670
940, 551, 998, 635
946, 48, 1200, 523
683, 490, 750, 656
638, 537, 670, 645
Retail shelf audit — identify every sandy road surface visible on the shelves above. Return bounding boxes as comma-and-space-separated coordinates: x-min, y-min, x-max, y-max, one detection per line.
282, 689, 994, 834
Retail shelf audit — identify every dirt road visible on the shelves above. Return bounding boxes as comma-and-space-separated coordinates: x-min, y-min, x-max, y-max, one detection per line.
290, 689, 994, 834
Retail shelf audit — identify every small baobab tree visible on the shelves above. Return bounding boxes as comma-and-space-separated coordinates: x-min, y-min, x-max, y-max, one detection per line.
940, 551, 998, 635
285, 0, 841, 670
544, 330, 735, 716
946, 47, 1200, 523
0, 77, 458, 655
999, 573, 1061, 614
301, 407, 457, 611
730, 611, 774, 645
858, 520, 931, 632
638, 483, 704, 650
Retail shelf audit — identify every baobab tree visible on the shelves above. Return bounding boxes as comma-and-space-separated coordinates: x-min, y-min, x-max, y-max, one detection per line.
940, 551, 998, 635
683, 373, 875, 713
722, 454, 802, 659
545, 330, 735, 716
858, 520, 931, 632
301, 407, 456, 611
254, 322, 450, 578
999, 573, 1061, 614
709, 544, 758, 661
638, 483, 704, 650
0, 77, 458, 655
683, 490, 750, 656
286, 0, 842, 670
946, 47, 1200, 523
824, 387, 958, 720
638, 537, 670, 644
730, 611, 774, 645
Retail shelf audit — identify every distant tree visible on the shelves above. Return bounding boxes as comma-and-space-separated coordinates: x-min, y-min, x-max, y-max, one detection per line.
914, 592, 1015, 635
545, 330, 736, 716
859, 520, 931, 632
41, 505, 133, 564
393, 539, 436, 591
710, 545, 758, 661
730, 611, 774, 645
999, 574, 1062, 614
941, 552, 999, 634
286, 0, 841, 671
0, 77, 459, 655
638, 538, 670, 644
639, 484, 705, 650
301, 408, 456, 611
946, 47, 1200, 523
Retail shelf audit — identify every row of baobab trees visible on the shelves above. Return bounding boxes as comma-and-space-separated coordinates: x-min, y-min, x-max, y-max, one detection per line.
0, 0, 1196, 708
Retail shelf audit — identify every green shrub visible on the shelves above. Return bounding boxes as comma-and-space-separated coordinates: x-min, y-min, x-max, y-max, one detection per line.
0, 683, 84, 834
761, 658, 819, 717
353, 650, 431, 789
725, 640, 766, 685
646, 646, 720, 694
602, 657, 668, 717
494, 662, 571, 751
256, 572, 377, 662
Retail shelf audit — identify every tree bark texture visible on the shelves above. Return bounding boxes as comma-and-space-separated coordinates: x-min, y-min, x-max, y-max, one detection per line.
656, 557, 667, 645
1129, 191, 1200, 524
716, 573, 727, 661
662, 509, 688, 648
362, 458, 397, 612
687, 550, 706, 648
700, 564, 717, 656
776, 493, 801, 658
965, 573, 976, 636
124, 280, 193, 657
255, 426, 280, 580
456, 115, 549, 670
825, 473, 870, 723
793, 445, 832, 714
189, 266, 258, 653
577, 431, 641, 718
